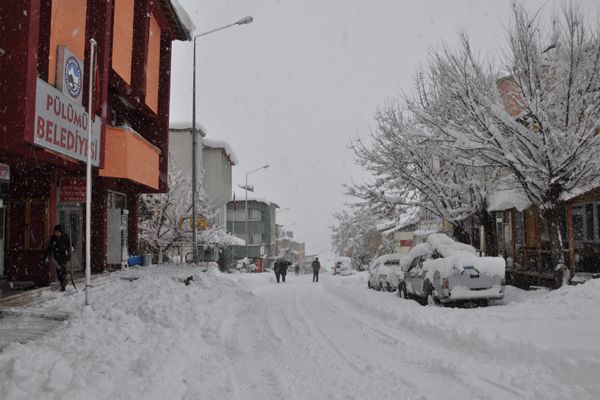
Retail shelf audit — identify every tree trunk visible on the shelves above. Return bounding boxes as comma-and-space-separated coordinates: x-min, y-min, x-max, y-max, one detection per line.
541, 201, 567, 285
479, 208, 497, 256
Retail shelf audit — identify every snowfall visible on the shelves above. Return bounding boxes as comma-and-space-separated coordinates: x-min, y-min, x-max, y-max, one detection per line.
1, 266, 599, 400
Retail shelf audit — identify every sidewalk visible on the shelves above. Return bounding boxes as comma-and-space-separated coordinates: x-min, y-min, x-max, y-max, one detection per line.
0, 271, 116, 351
0, 271, 114, 307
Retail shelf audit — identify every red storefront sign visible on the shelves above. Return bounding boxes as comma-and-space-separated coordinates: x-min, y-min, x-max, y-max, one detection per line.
255, 258, 264, 273
400, 240, 414, 247
60, 178, 86, 202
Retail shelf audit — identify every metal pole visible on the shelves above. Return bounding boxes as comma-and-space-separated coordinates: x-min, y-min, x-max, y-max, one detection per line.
245, 173, 249, 260
85, 38, 97, 306
191, 37, 198, 264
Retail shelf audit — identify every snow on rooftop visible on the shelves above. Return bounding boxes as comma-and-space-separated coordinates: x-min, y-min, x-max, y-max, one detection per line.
169, 121, 207, 135
378, 207, 419, 234
170, 0, 196, 35
236, 196, 280, 208
203, 138, 239, 166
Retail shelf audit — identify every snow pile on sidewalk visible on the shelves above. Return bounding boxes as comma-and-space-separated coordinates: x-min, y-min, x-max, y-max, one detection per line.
0, 266, 251, 400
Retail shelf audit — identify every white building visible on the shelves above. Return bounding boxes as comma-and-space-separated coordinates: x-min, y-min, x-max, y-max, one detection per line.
202, 139, 237, 228
168, 122, 236, 229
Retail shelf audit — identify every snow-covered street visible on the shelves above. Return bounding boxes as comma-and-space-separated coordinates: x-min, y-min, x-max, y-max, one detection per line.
1, 266, 599, 400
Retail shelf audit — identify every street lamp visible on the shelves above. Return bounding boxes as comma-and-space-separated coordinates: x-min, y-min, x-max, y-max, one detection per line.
191, 16, 253, 263
243, 164, 269, 259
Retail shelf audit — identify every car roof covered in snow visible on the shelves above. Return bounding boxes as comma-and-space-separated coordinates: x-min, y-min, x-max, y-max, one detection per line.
427, 234, 476, 257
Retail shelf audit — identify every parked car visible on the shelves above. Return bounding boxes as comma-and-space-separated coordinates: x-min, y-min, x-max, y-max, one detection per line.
333, 257, 353, 276
398, 234, 505, 306
368, 254, 406, 292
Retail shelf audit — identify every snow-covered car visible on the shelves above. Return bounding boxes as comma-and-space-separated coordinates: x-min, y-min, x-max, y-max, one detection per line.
368, 254, 406, 292
333, 257, 353, 276
398, 234, 505, 306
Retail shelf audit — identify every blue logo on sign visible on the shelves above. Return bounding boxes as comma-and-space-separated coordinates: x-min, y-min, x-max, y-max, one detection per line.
64, 56, 82, 98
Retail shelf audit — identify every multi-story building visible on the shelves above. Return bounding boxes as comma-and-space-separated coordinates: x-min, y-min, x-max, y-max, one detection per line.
226, 198, 278, 263
168, 124, 236, 228
202, 139, 236, 228
0, 0, 191, 284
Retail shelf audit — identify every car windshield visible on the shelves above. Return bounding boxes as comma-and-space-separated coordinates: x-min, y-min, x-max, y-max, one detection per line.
463, 265, 480, 274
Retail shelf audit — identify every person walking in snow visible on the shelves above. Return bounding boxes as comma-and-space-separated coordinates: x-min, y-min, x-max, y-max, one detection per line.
46, 224, 71, 291
294, 263, 300, 276
274, 259, 289, 283
311, 257, 321, 282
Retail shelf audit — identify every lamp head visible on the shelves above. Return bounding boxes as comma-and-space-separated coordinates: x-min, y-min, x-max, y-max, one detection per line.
236, 16, 253, 25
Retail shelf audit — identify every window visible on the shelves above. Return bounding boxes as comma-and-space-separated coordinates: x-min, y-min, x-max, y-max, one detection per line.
108, 191, 126, 209
572, 202, 600, 242
247, 233, 262, 245
249, 209, 262, 221
586, 204, 595, 240
8, 199, 48, 250
572, 206, 584, 241
515, 211, 524, 245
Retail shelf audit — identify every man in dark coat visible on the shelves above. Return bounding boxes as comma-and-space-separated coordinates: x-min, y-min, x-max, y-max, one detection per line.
274, 259, 290, 283
47, 225, 71, 291
311, 257, 321, 282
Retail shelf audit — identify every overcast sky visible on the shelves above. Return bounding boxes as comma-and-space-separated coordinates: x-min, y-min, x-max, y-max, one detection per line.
168, 0, 598, 257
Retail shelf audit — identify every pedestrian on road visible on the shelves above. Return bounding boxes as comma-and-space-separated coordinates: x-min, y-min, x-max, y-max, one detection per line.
274, 259, 290, 283
312, 257, 321, 282
46, 224, 71, 291
294, 263, 300, 276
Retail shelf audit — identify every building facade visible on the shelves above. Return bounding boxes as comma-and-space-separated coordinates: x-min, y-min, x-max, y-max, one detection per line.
202, 139, 236, 228
226, 198, 278, 262
0, 0, 190, 284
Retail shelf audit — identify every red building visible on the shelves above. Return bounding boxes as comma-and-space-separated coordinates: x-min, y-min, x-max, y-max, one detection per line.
0, 0, 191, 284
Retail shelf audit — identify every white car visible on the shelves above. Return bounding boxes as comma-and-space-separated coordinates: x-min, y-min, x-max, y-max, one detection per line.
333, 257, 353, 276
398, 234, 505, 306
368, 254, 406, 292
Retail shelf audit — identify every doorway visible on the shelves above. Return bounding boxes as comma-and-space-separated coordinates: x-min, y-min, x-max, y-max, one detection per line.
58, 206, 83, 271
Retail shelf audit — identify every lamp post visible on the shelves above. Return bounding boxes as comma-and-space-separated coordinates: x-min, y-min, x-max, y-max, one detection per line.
243, 165, 269, 259
191, 16, 253, 263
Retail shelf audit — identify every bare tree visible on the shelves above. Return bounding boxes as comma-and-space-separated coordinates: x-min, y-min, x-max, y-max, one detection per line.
138, 154, 208, 261
330, 207, 384, 269
349, 102, 499, 252
409, 2, 600, 269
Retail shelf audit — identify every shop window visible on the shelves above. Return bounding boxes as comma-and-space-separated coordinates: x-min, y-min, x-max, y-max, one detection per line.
9, 199, 48, 250
108, 191, 126, 209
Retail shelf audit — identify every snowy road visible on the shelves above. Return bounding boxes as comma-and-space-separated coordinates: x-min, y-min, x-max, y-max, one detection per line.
1, 266, 599, 400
